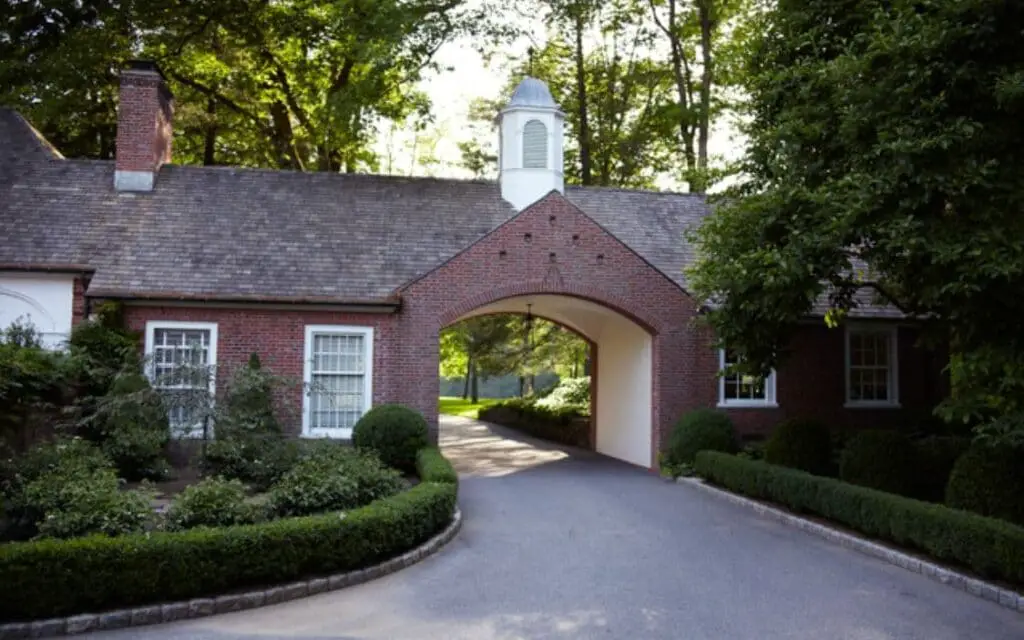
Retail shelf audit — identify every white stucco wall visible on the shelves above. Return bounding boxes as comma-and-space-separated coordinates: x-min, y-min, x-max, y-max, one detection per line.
456, 293, 653, 468
0, 273, 75, 347
594, 316, 653, 467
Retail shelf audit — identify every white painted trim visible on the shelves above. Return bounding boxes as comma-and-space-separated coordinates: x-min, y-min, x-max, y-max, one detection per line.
844, 324, 900, 408
143, 320, 219, 438
302, 324, 374, 439
717, 348, 778, 408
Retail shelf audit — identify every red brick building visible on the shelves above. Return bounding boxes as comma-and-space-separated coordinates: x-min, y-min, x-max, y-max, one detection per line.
0, 63, 945, 469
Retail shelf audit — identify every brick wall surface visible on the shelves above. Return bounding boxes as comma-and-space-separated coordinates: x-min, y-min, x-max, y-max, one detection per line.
124, 306, 398, 436
393, 192, 704, 465
115, 193, 945, 467
115, 69, 173, 174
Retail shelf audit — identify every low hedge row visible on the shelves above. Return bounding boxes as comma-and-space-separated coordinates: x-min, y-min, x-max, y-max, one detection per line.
478, 402, 590, 448
417, 446, 458, 485
693, 451, 1024, 586
0, 449, 459, 622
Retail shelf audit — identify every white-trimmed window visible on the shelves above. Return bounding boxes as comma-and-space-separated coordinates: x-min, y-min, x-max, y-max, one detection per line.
303, 325, 374, 438
718, 348, 777, 408
523, 119, 548, 169
846, 325, 899, 407
144, 321, 218, 437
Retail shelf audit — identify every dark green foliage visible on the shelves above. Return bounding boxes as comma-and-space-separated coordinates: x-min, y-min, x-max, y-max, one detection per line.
352, 404, 430, 473
0, 480, 457, 621
478, 400, 590, 448
913, 436, 971, 503
164, 478, 259, 531
765, 419, 833, 476
267, 445, 404, 518
1, 438, 151, 540
946, 445, 1024, 527
839, 430, 918, 496
662, 409, 737, 467
202, 356, 297, 490
66, 315, 139, 398
416, 447, 458, 485
694, 452, 1024, 586
0, 322, 68, 450
202, 438, 301, 492
80, 371, 170, 481
688, 0, 1024, 433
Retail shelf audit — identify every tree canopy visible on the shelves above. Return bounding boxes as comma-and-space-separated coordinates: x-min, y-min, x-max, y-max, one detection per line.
689, 0, 1024, 432
0, 0, 513, 170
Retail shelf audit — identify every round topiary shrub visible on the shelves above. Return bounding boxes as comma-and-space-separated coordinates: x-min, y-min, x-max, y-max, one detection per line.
946, 444, 1024, 526
352, 404, 429, 473
839, 430, 918, 496
662, 409, 737, 468
764, 418, 833, 476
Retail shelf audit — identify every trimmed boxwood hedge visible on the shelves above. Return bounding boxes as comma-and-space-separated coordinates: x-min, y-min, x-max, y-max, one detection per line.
693, 451, 1024, 586
0, 449, 459, 622
417, 446, 458, 485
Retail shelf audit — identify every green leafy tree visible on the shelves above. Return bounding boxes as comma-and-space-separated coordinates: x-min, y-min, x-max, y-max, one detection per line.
1, 0, 515, 170
689, 0, 1024, 433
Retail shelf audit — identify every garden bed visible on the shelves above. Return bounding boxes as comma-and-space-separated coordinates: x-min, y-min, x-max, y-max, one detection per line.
0, 447, 458, 623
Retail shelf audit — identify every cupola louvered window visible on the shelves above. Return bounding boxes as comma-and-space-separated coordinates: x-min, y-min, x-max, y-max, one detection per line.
522, 119, 548, 169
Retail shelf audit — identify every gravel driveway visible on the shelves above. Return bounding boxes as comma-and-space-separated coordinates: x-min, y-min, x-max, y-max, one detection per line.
84, 415, 1024, 640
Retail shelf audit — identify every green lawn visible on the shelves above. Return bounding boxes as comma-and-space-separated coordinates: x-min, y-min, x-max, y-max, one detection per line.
438, 396, 499, 418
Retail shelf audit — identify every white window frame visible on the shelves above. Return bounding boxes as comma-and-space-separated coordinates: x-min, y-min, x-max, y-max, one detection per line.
144, 320, 218, 438
717, 348, 778, 408
845, 324, 900, 408
302, 324, 374, 439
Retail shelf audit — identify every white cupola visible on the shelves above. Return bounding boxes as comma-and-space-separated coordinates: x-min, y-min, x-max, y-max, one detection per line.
498, 77, 565, 211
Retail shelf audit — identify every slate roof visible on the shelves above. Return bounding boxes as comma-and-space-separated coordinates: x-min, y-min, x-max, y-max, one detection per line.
0, 107, 899, 317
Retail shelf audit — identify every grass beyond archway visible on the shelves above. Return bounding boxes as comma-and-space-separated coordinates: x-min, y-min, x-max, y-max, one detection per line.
439, 397, 499, 419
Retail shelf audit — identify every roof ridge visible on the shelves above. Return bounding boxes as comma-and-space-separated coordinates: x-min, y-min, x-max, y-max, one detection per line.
157, 163, 499, 186
566, 183, 706, 199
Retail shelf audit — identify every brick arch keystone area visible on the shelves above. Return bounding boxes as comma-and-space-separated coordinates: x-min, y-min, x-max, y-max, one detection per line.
387, 193, 712, 468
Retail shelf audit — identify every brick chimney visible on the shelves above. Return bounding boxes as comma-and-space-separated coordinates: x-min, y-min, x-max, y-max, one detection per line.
114, 60, 173, 192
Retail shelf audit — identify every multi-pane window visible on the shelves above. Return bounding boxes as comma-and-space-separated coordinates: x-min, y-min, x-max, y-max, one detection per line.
145, 322, 217, 437
847, 327, 898, 405
304, 326, 373, 438
718, 348, 777, 407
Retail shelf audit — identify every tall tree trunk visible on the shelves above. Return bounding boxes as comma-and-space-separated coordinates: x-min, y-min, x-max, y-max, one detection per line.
574, 12, 593, 185
462, 355, 472, 399
203, 97, 217, 166
470, 359, 479, 404
519, 375, 525, 398
695, 0, 714, 193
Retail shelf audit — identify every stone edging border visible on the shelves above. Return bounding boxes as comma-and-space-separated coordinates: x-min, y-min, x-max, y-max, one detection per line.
0, 507, 463, 638
678, 477, 1024, 614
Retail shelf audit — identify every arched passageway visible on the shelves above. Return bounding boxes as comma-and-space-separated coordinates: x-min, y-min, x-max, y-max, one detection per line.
449, 293, 653, 468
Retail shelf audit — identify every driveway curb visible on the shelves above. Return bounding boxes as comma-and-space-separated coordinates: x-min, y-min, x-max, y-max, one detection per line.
0, 507, 463, 638
679, 477, 1024, 614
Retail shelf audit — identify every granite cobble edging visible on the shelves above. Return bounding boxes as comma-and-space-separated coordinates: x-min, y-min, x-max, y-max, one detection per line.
679, 477, 1024, 614
0, 507, 462, 638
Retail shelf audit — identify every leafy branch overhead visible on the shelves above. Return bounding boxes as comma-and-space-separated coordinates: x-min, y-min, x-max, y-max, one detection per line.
689, 0, 1024, 428
0, 0, 517, 170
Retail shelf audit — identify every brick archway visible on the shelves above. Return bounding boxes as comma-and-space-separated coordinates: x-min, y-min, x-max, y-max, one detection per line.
389, 193, 712, 469
437, 278, 665, 336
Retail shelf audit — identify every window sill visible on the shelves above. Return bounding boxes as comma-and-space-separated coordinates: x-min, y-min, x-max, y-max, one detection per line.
717, 402, 779, 410
302, 431, 354, 441
844, 401, 902, 410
